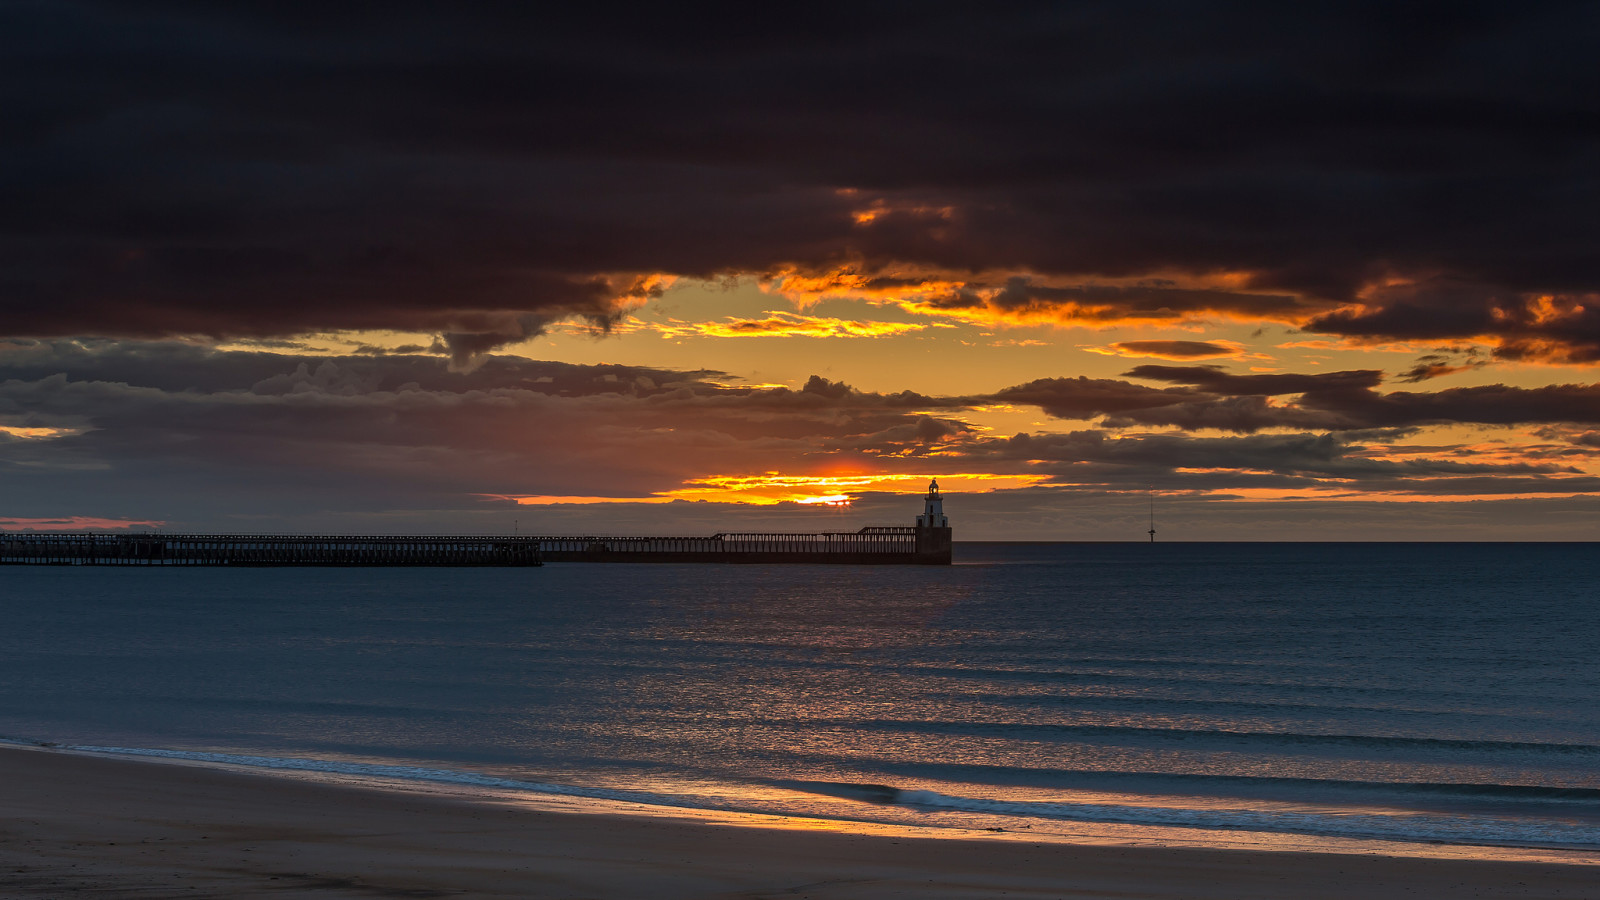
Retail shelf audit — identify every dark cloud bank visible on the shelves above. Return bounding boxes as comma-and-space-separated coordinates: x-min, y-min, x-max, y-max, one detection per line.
4, 2, 1600, 358
4, 341, 1600, 537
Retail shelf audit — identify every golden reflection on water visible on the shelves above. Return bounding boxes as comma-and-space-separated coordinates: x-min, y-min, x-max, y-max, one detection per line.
485, 785, 1600, 867
470, 557, 1600, 866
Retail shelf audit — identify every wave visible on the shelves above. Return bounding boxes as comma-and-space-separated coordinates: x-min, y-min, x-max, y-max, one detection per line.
778, 766, 1600, 806
30, 742, 1600, 851
780, 762, 1600, 807
57, 743, 692, 808
888, 788, 1600, 848
778, 781, 1600, 849
853, 720, 1600, 756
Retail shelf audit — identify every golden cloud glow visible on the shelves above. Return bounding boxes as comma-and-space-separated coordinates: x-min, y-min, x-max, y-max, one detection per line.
663, 471, 1052, 504
1276, 337, 1482, 354
488, 495, 678, 506
762, 267, 966, 308
646, 311, 926, 339
763, 266, 1315, 332
494, 472, 1051, 507
1276, 340, 1344, 350
623, 272, 678, 302
795, 493, 853, 506
0, 425, 82, 440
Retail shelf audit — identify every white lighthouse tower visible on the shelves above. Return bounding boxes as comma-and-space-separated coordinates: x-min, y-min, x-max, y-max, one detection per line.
916, 478, 948, 528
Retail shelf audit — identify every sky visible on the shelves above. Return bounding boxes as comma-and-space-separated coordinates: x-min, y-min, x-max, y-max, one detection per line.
4, 2, 1600, 540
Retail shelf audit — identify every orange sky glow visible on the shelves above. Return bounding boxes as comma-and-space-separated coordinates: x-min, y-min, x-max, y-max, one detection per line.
494, 472, 1053, 507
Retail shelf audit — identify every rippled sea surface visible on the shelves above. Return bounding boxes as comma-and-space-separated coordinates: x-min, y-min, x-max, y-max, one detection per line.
3, 543, 1599, 852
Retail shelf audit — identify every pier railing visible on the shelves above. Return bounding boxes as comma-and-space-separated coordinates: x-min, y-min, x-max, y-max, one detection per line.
531, 525, 951, 563
537, 527, 913, 552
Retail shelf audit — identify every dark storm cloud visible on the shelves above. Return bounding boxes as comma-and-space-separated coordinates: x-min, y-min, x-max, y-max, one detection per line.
989, 377, 1205, 418
1101, 396, 1358, 432
913, 279, 1316, 323
1106, 341, 1242, 359
986, 367, 1372, 431
0, 338, 728, 397
1395, 350, 1489, 383
1102, 383, 1600, 432
1122, 365, 1385, 395
1306, 279, 1600, 362
0, 345, 986, 526
45, 342, 1600, 449
1302, 382, 1600, 428
1002, 364, 1600, 432
6, 339, 1599, 532
964, 429, 1581, 492
4, 2, 1599, 349
824, 415, 975, 454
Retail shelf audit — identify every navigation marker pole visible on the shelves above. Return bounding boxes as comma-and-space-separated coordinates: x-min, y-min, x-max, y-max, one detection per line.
1147, 485, 1156, 543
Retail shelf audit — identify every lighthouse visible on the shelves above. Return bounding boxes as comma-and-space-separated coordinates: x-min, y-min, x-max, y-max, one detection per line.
917, 478, 948, 528
913, 478, 953, 563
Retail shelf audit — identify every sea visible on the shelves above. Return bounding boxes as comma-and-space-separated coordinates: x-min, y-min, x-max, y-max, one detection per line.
3, 542, 1599, 859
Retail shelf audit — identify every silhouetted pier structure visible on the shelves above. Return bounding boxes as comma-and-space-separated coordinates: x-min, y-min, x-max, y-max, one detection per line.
535, 524, 950, 564
0, 534, 543, 567
1, 482, 956, 567
0, 526, 950, 566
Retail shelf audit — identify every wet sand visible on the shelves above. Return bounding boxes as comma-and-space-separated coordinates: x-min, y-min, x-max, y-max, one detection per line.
1, 745, 1594, 899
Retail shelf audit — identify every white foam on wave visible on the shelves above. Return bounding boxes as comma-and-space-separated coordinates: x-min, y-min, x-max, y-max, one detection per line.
895, 789, 1600, 848
67, 744, 690, 808
57, 743, 1600, 850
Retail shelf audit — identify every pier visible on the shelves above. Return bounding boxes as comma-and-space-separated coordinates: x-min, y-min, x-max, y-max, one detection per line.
1, 481, 955, 567
0, 534, 543, 567
534, 523, 950, 564
0, 525, 949, 566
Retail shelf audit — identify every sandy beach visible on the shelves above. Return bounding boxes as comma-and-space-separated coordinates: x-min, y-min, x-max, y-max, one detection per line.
0, 745, 1594, 899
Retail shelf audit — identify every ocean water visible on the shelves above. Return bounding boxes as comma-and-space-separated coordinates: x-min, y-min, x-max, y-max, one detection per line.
3, 543, 1599, 855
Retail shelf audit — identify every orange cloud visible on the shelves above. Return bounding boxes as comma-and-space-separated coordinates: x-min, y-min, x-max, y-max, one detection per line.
1307, 279, 1600, 366
1086, 340, 1246, 360
763, 267, 965, 308
660, 472, 1037, 505
648, 311, 925, 339
849, 198, 957, 226
763, 267, 1322, 331
489, 495, 677, 506
0, 425, 84, 440
1276, 337, 1483, 354
496, 472, 1051, 507
1276, 340, 1344, 350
